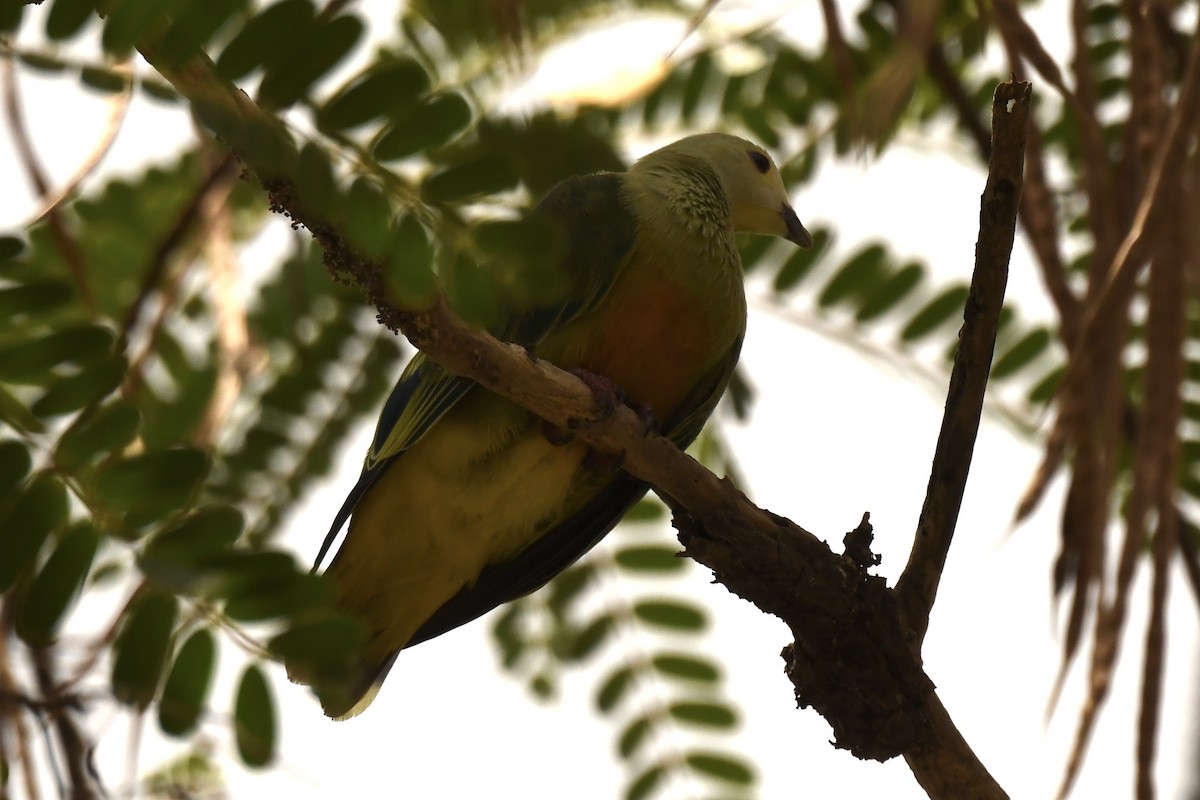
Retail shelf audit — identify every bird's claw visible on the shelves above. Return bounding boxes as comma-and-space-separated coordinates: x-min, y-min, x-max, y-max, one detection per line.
542, 419, 573, 446
628, 401, 659, 435
568, 368, 624, 421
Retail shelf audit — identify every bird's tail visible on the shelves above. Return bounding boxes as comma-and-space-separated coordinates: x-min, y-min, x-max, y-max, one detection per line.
286, 650, 399, 721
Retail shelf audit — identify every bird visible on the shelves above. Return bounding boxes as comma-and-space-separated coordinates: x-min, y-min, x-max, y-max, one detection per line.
310, 132, 811, 719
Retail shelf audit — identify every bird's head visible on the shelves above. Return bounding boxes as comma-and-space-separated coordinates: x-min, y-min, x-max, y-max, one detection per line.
649, 133, 812, 248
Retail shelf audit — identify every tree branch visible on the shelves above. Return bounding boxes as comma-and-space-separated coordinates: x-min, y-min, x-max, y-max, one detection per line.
894, 80, 1030, 643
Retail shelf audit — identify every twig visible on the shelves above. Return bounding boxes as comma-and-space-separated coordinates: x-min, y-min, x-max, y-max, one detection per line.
1, 48, 97, 314
1132, 146, 1189, 800
818, 0, 857, 113
1058, 20, 1200, 404
1, 598, 43, 800
25, 73, 133, 228
117, 151, 239, 352
893, 80, 1030, 642
190, 143, 248, 447
32, 647, 99, 800
994, 0, 1118, 259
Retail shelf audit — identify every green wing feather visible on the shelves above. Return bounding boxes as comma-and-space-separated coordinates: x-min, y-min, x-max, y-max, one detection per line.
315, 172, 638, 570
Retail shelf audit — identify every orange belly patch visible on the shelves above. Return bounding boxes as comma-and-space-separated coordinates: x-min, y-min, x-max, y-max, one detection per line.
579, 272, 714, 419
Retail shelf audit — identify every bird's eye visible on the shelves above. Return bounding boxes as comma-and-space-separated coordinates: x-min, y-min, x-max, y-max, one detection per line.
749, 151, 771, 174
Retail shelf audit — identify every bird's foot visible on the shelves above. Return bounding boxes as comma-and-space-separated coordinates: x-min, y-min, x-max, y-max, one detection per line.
542, 419, 573, 446
628, 400, 659, 435
567, 368, 623, 421
542, 367, 621, 446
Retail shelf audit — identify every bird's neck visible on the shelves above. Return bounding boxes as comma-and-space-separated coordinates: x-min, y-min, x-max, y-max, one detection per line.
625, 161, 740, 271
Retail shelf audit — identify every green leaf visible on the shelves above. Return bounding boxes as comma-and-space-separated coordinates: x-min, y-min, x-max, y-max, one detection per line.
80, 66, 131, 94
342, 177, 393, 258
111, 590, 178, 708
685, 751, 754, 785
725, 365, 753, 420
294, 143, 339, 216
90, 559, 126, 586
668, 701, 737, 729
373, 93, 472, 161
0, 0, 26, 32
31, 356, 125, 417
139, 505, 244, 591
102, 0, 190, 56
17, 52, 67, 74
421, 155, 520, 203
618, 715, 653, 759
818, 243, 887, 308
158, 0, 249, 68
680, 53, 712, 121
632, 600, 707, 632
267, 614, 363, 681
16, 523, 100, 645
991, 327, 1052, 380
651, 653, 720, 683
1028, 364, 1064, 406
492, 603, 525, 667
614, 545, 685, 573
140, 78, 181, 104
0, 439, 32, 495
900, 285, 969, 342
0, 384, 44, 434
257, 14, 364, 110
224, 571, 330, 622
529, 673, 554, 699
1089, 3, 1120, 25
627, 764, 667, 800
159, 628, 217, 737
94, 447, 210, 520
0, 323, 115, 383
545, 562, 594, 618
0, 234, 26, 261
0, 279, 73, 320
773, 227, 830, 293
855, 261, 925, 322
234, 663, 276, 767
216, 0, 315, 81
565, 614, 614, 660
55, 401, 142, 468
623, 498, 665, 523
385, 216, 438, 310
317, 57, 430, 132
741, 107, 780, 148
0, 474, 69, 592
595, 666, 634, 714
207, 550, 298, 599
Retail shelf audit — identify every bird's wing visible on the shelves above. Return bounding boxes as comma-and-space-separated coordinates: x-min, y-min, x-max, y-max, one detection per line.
314, 172, 638, 571
407, 335, 745, 647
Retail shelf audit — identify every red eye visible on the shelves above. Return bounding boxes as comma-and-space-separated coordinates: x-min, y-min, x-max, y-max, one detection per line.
749, 151, 770, 174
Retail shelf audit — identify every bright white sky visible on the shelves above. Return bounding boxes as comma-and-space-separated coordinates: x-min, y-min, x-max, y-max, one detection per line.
2, 1, 1199, 799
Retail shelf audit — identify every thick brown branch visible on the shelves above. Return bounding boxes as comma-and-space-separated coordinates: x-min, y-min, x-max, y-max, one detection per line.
139, 40, 1012, 798
895, 81, 1030, 642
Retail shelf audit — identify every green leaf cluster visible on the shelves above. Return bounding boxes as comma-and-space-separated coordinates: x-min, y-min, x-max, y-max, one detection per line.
493, 499, 754, 800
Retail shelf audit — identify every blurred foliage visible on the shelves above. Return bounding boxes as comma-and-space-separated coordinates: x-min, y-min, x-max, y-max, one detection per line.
0, 0, 1194, 798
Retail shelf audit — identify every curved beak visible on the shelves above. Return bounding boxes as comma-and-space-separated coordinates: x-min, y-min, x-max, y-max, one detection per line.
781, 205, 813, 249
